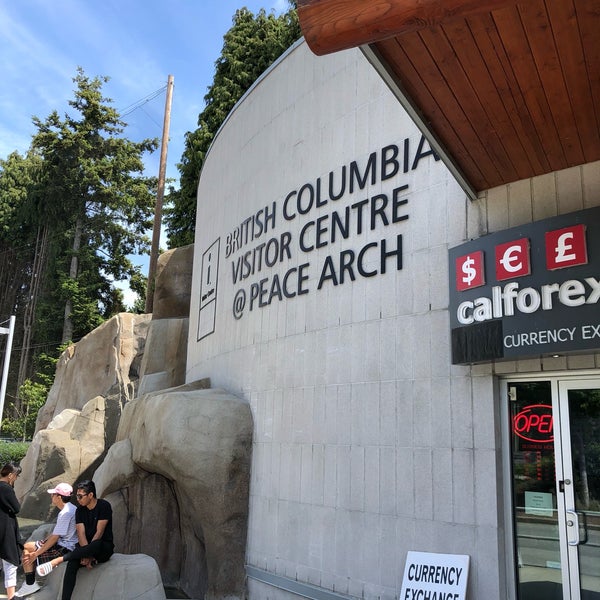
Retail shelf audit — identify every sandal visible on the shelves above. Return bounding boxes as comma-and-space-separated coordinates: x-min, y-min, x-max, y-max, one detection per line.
36, 561, 55, 576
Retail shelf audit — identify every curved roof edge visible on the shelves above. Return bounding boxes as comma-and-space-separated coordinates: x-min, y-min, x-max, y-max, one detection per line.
198, 37, 307, 189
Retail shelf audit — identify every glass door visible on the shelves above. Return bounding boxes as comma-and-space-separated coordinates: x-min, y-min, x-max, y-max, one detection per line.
507, 377, 600, 600
509, 380, 563, 600
556, 380, 600, 600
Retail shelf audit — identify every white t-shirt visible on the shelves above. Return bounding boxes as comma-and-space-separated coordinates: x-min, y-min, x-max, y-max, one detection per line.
51, 502, 78, 550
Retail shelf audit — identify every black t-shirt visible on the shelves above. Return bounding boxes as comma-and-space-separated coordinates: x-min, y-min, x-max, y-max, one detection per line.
75, 498, 113, 545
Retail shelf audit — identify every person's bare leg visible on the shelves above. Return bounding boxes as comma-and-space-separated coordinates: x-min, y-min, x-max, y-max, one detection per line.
21, 541, 36, 573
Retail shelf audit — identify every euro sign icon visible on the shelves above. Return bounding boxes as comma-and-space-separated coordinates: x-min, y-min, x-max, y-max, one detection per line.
461, 256, 477, 286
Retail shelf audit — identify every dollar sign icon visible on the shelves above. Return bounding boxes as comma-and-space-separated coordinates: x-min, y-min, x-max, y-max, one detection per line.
461, 256, 477, 286
456, 250, 484, 291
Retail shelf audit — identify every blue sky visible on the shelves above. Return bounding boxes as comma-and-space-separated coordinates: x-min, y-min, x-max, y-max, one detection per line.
0, 0, 288, 304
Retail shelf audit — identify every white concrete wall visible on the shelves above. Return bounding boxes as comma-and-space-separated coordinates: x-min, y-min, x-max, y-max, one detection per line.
185, 40, 600, 600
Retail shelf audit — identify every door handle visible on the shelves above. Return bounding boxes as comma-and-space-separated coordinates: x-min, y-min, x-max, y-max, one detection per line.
566, 510, 580, 546
579, 510, 588, 544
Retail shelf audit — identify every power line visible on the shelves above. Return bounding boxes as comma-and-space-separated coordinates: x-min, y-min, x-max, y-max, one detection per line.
139, 105, 163, 130
120, 85, 167, 117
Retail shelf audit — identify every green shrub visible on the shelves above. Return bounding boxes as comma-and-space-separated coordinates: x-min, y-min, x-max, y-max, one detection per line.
2, 378, 48, 441
0, 441, 29, 465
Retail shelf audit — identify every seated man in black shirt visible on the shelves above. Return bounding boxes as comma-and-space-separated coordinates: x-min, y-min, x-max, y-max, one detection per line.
36, 480, 114, 600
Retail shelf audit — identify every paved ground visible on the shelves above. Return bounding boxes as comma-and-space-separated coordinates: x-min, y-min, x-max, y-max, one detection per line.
0, 587, 193, 599
0, 580, 192, 599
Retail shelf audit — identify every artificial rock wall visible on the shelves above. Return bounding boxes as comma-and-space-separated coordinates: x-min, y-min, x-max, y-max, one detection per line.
16, 244, 253, 600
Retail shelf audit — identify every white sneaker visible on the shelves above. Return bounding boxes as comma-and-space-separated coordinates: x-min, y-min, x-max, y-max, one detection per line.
15, 580, 41, 596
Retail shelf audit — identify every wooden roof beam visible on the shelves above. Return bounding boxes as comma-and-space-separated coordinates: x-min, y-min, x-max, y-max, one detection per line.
298, 0, 521, 55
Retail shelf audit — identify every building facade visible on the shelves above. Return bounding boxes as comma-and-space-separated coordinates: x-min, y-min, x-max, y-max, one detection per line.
187, 39, 600, 600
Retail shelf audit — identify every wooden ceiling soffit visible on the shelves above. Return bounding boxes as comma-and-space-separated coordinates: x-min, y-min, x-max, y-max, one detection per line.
297, 0, 600, 195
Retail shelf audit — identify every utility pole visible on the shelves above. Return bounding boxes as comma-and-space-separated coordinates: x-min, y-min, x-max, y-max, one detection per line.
0, 316, 16, 433
146, 74, 174, 313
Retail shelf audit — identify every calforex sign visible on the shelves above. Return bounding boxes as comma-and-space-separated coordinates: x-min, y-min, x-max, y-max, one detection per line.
448, 206, 600, 364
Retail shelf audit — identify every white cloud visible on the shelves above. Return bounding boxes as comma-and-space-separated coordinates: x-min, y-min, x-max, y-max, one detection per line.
113, 279, 140, 310
272, 0, 288, 13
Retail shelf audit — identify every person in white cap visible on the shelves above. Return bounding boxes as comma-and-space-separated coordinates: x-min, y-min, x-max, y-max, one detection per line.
15, 483, 77, 598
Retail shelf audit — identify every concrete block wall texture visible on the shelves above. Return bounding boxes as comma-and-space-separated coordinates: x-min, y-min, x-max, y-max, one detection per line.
187, 37, 600, 600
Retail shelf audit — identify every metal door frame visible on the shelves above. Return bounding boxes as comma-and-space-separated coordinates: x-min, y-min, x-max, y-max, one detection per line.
500, 371, 600, 600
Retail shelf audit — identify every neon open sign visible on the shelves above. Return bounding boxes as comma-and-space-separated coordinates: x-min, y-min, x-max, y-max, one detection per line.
513, 404, 554, 443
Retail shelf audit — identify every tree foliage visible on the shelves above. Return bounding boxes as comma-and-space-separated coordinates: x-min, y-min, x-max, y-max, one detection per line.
0, 3, 301, 428
0, 69, 158, 420
30, 68, 158, 344
0, 151, 44, 316
165, 4, 301, 248
0, 150, 48, 413
1, 378, 48, 441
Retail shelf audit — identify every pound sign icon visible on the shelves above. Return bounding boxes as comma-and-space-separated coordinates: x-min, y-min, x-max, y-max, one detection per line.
554, 232, 575, 264
545, 224, 587, 270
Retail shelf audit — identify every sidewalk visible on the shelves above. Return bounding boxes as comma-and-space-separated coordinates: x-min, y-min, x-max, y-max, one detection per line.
0, 582, 193, 599
0, 588, 194, 599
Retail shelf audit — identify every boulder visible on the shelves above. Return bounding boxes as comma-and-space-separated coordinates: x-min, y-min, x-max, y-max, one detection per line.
151, 245, 194, 319
32, 553, 166, 600
25, 523, 55, 542
93, 383, 252, 600
16, 397, 108, 520
35, 313, 151, 432
137, 318, 189, 396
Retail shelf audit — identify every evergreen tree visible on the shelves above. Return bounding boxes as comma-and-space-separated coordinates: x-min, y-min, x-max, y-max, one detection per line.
0, 150, 47, 408
165, 3, 301, 248
0, 70, 159, 418
31, 68, 158, 344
